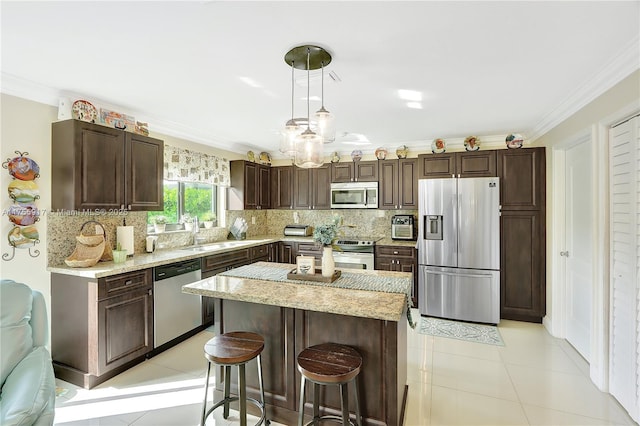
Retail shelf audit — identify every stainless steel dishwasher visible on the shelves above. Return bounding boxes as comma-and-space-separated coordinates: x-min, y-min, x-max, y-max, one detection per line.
153, 258, 202, 348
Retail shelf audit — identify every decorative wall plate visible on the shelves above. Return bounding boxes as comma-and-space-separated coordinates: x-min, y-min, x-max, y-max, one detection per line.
375, 147, 388, 160
396, 145, 409, 159
259, 152, 272, 165
8, 225, 39, 248
431, 138, 447, 154
4, 154, 40, 181
464, 136, 480, 151
72, 100, 98, 123
351, 150, 363, 162
7, 203, 39, 226
506, 133, 524, 149
8, 180, 39, 203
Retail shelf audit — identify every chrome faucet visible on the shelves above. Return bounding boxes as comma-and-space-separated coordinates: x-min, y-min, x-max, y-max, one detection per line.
193, 217, 205, 245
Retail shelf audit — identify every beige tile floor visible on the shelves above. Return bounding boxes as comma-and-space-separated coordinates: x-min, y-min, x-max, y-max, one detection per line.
54, 311, 637, 425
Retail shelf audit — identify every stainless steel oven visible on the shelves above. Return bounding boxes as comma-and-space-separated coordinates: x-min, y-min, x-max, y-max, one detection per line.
333, 238, 376, 270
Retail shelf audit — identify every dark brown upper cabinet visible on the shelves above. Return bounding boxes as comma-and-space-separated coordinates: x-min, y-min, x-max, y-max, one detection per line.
418, 150, 497, 179
229, 160, 271, 210
270, 165, 294, 209
293, 164, 331, 209
378, 158, 418, 210
331, 161, 378, 183
52, 119, 164, 211
498, 147, 546, 211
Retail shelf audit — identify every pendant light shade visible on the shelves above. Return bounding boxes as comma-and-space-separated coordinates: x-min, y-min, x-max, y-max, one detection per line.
315, 60, 335, 143
283, 45, 332, 168
280, 60, 300, 155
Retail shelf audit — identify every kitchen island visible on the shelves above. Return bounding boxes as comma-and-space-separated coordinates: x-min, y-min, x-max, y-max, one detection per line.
183, 262, 410, 426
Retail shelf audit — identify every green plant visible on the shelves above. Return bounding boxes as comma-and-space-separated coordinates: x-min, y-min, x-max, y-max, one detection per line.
202, 211, 216, 222
313, 215, 342, 246
180, 213, 193, 224
153, 215, 167, 225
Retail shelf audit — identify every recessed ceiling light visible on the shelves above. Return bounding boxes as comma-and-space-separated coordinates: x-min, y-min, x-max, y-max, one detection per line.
397, 89, 422, 102
407, 102, 422, 109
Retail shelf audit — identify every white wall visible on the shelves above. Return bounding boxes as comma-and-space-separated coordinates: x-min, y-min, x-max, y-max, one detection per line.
1, 94, 56, 310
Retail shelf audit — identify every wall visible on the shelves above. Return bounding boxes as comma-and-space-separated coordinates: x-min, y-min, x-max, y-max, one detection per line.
1, 94, 56, 311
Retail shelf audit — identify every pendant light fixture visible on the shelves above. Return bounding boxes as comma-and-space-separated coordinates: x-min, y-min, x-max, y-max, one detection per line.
283, 45, 332, 168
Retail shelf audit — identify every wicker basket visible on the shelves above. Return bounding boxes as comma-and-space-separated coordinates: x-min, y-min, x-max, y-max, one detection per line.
65, 221, 112, 267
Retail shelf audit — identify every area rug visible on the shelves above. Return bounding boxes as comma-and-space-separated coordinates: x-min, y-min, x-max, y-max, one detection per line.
419, 317, 504, 346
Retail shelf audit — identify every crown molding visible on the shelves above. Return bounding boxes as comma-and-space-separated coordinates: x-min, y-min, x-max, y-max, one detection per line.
528, 35, 640, 142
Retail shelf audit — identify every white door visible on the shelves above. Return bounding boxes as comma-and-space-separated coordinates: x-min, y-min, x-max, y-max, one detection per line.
565, 139, 593, 361
609, 115, 640, 423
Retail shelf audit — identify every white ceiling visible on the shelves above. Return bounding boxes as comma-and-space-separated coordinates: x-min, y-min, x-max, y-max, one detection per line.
2, 1, 639, 158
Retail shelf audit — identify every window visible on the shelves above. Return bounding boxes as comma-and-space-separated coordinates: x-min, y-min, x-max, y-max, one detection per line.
148, 180, 219, 227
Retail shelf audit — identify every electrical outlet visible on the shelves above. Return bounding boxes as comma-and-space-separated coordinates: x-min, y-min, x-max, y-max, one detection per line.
251, 216, 256, 225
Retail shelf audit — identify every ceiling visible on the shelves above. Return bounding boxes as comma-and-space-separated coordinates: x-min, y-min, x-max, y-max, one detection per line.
2, 1, 639, 158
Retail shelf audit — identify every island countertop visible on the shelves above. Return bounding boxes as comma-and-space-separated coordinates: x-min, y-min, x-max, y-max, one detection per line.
182, 262, 410, 322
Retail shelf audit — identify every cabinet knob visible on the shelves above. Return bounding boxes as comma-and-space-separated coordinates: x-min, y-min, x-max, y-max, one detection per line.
125, 279, 133, 285
393, 251, 398, 255
127, 204, 131, 210
148, 289, 152, 296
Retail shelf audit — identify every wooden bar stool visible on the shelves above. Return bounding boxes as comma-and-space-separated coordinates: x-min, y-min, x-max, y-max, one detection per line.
297, 343, 362, 426
201, 331, 268, 426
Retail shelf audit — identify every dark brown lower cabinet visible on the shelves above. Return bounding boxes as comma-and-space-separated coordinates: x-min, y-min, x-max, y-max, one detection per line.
51, 270, 154, 389
500, 210, 545, 322
280, 242, 296, 264
375, 245, 418, 307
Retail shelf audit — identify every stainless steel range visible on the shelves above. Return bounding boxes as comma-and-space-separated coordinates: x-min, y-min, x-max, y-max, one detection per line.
333, 238, 377, 270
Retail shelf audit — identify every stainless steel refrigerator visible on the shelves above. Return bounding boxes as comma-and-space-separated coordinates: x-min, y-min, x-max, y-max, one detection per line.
418, 177, 500, 324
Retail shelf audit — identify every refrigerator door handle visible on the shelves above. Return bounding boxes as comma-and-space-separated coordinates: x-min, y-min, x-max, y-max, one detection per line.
427, 269, 494, 279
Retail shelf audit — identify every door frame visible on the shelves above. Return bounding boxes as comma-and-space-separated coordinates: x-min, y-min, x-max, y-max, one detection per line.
549, 127, 606, 389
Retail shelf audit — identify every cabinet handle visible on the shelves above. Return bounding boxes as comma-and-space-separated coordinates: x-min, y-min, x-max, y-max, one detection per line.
125, 279, 133, 285
148, 289, 152, 296
127, 204, 131, 210
393, 251, 399, 255
120, 204, 125, 210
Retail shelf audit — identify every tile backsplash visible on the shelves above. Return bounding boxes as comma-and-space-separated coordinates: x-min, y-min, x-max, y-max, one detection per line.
227, 209, 417, 239
48, 209, 417, 266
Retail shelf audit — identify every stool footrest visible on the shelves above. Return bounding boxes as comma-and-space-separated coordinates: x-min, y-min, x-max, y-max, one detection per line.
303, 414, 357, 426
203, 396, 267, 426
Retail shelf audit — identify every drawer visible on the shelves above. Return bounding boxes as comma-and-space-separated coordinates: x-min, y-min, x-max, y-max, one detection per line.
99, 269, 151, 300
376, 245, 416, 259
202, 248, 251, 272
250, 244, 268, 260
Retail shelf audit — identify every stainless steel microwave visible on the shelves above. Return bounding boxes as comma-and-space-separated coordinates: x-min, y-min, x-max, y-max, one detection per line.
330, 182, 378, 209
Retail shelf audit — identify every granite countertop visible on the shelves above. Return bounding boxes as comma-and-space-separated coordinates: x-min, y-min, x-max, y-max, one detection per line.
47, 234, 415, 278
182, 262, 410, 322
377, 238, 418, 248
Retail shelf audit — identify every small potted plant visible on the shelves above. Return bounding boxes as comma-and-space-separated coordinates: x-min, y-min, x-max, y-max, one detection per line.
202, 211, 216, 229
180, 213, 194, 232
153, 215, 167, 233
